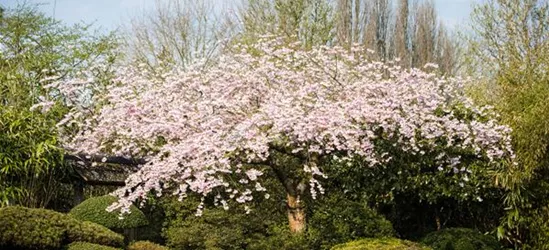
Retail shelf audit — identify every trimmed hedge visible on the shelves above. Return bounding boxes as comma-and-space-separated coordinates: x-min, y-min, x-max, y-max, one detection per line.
0, 206, 124, 250
331, 238, 432, 250
127, 241, 169, 250
70, 195, 148, 229
65, 242, 121, 250
420, 228, 502, 250
67, 221, 125, 247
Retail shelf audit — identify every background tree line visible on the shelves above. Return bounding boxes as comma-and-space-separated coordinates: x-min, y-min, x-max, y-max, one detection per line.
125, 0, 460, 75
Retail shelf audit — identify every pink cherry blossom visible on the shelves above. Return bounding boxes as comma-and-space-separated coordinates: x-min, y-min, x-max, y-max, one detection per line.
48, 37, 515, 214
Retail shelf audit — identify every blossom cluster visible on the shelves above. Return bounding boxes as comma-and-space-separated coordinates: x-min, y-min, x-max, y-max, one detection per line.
48, 37, 515, 214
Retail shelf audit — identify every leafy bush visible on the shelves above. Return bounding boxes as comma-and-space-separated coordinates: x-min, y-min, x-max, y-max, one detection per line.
161, 190, 285, 250
161, 191, 395, 250
127, 241, 169, 250
308, 195, 395, 249
246, 224, 310, 250
0, 206, 124, 249
70, 195, 148, 229
522, 206, 549, 249
331, 238, 432, 250
132, 197, 166, 243
65, 242, 121, 250
163, 208, 250, 250
420, 228, 501, 250
67, 221, 125, 247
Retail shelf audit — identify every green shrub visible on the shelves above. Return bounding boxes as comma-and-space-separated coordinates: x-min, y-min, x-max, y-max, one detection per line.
0, 206, 67, 249
0, 206, 124, 249
420, 228, 501, 250
522, 207, 549, 249
127, 241, 169, 250
70, 195, 148, 229
246, 224, 310, 250
65, 241, 121, 250
132, 197, 166, 243
308, 195, 395, 249
67, 221, 124, 247
331, 238, 432, 250
163, 209, 248, 250
161, 193, 284, 250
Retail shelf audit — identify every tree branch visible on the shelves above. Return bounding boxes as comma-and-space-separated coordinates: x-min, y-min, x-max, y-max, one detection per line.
64, 153, 146, 166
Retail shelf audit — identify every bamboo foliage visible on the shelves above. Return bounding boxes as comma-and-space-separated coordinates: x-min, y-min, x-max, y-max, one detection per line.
468, 0, 549, 247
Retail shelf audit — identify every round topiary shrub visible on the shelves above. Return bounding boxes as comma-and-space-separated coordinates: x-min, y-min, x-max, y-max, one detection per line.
331, 238, 432, 250
308, 195, 395, 249
0, 206, 124, 250
127, 240, 169, 250
65, 241, 121, 250
70, 195, 148, 229
420, 228, 502, 250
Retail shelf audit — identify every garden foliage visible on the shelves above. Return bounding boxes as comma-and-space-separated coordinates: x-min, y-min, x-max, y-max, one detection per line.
65, 242, 121, 250
420, 227, 501, 250
70, 195, 148, 229
161, 196, 277, 250
468, 0, 549, 247
0, 206, 124, 249
0, 3, 118, 208
127, 241, 169, 250
331, 238, 431, 250
308, 195, 395, 249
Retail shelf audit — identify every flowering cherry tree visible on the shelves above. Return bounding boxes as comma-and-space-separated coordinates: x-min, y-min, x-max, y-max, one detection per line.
45, 37, 515, 233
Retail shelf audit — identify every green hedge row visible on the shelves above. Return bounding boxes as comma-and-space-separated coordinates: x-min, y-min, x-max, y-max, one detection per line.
0, 206, 124, 250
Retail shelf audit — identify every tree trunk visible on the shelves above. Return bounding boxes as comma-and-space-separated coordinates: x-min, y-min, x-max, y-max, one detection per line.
73, 181, 84, 206
435, 209, 441, 231
287, 192, 306, 233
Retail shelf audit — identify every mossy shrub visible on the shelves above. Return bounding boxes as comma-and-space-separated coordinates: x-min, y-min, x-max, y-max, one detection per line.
127, 241, 169, 250
331, 238, 432, 250
0, 206, 124, 250
65, 241, 121, 250
69, 195, 148, 229
420, 228, 502, 250
67, 221, 125, 247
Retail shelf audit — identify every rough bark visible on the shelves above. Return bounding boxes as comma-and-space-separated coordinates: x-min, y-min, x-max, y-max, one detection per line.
287, 191, 306, 233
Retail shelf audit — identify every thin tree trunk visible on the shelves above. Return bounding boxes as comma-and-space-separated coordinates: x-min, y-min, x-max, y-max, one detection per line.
287, 192, 306, 233
435, 209, 441, 230
267, 148, 309, 234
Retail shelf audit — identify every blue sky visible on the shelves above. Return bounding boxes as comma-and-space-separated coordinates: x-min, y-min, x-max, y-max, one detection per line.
1, 0, 481, 32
